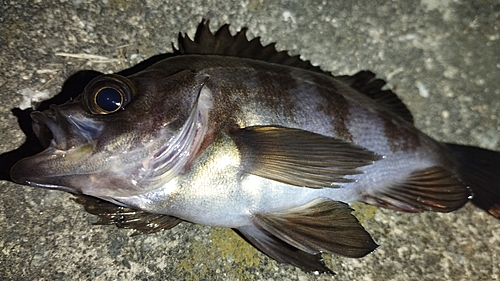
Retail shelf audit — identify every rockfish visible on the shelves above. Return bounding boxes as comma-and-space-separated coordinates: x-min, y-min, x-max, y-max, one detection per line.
10, 21, 500, 273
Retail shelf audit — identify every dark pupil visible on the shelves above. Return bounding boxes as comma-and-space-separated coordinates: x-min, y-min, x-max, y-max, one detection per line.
96, 88, 122, 111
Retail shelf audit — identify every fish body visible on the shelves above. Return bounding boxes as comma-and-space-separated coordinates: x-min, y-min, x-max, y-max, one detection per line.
103, 55, 453, 222
10, 21, 500, 272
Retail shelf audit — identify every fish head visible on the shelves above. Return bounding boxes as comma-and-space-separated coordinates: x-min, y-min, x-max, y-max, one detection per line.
11, 69, 213, 202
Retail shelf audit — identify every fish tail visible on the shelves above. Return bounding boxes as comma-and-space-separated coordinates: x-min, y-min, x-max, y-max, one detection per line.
446, 143, 500, 219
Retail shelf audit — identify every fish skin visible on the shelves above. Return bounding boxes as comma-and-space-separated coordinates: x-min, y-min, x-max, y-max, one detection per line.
9, 21, 500, 272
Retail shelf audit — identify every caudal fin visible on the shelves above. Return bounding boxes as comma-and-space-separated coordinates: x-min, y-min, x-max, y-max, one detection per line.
446, 143, 500, 219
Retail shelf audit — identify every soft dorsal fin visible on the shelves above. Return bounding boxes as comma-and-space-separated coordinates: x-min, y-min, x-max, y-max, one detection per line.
174, 20, 329, 75
335, 71, 414, 123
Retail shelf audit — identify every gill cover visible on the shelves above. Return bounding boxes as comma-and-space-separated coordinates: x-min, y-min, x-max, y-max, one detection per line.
135, 71, 213, 190
76, 70, 214, 198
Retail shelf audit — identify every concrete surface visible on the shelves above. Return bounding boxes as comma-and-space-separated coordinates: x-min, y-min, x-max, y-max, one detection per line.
1, 0, 499, 280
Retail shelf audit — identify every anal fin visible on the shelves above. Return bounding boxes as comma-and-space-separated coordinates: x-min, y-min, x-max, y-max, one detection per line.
362, 166, 470, 212
72, 195, 182, 235
237, 199, 378, 273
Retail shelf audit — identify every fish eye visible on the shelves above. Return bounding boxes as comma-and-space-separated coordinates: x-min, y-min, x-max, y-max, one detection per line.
95, 88, 123, 112
84, 74, 136, 114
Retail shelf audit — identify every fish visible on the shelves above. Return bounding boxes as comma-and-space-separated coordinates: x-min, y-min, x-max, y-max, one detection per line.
9, 20, 500, 273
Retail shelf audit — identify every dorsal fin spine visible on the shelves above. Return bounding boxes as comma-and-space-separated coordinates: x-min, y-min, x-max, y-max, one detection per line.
174, 20, 328, 75
175, 20, 414, 123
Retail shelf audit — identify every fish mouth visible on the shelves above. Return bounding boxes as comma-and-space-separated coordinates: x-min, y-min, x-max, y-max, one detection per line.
11, 105, 104, 189
10, 106, 70, 187
30, 105, 103, 151
31, 108, 66, 150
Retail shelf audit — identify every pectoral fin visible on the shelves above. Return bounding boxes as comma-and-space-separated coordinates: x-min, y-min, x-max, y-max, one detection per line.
73, 195, 182, 235
236, 199, 377, 272
229, 126, 380, 188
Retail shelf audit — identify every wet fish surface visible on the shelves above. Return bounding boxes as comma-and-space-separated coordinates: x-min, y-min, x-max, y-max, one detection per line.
10, 21, 500, 273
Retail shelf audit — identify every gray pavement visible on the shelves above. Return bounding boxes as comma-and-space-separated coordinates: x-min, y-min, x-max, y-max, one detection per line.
1, 1, 499, 280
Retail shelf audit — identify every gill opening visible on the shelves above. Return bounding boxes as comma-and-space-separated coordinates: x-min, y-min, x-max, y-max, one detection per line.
138, 82, 213, 188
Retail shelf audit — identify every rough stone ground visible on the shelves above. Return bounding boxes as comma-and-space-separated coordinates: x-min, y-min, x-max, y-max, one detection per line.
1, 0, 499, 280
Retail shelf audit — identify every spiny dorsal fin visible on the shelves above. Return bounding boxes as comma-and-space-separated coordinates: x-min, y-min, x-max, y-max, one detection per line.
335, 71, 414, 123
176, 21, 413, 124
174, 20, 329, 75
72, 195, 182, 235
